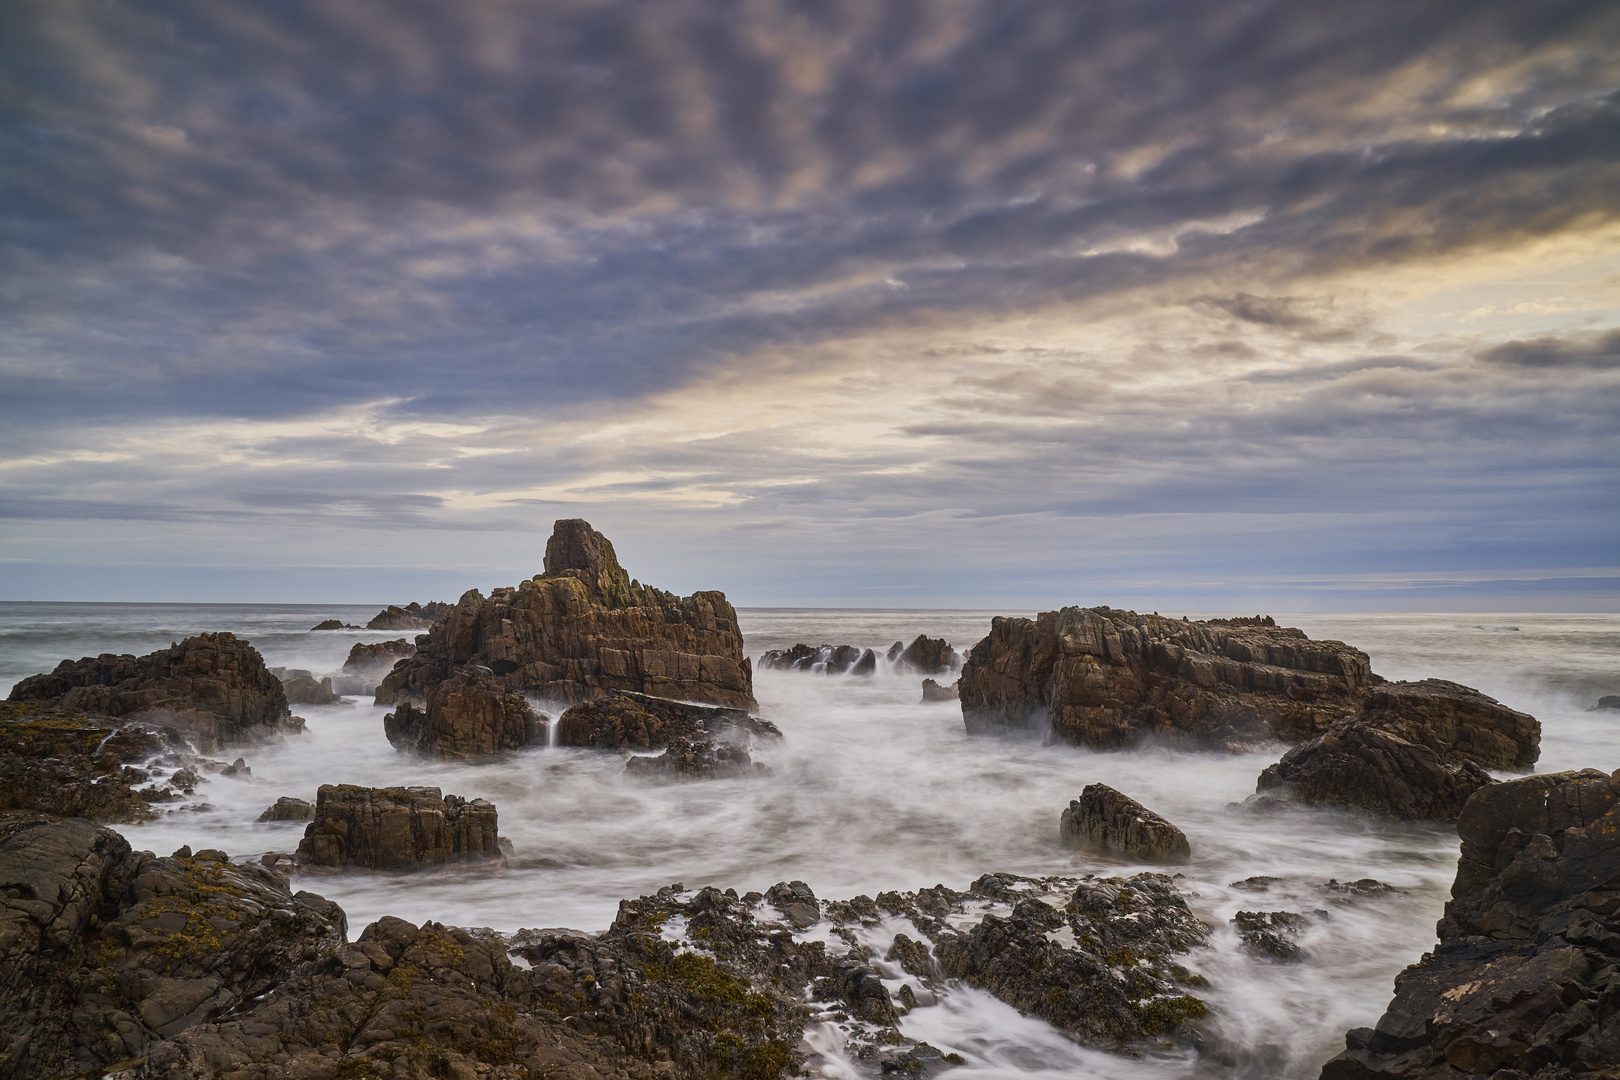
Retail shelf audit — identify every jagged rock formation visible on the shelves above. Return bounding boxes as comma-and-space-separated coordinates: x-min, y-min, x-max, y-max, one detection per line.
959, 608, 1376, 750
258, 796, 313, 821
624, 736, 766, 780
344, 638, 415, 670
366, 601, 453, 631
1233, 910, 1310, 961
7, 633, 301, 751
278, 671, 341, 705
309, 619, 359, 631
383, 667, 547, 759
898, 634, 960, 674
1253, 716, 1498, 821
295, 784, 507, 871
1252, 679, 1538, 821
758, 643, 876, 674
556, 689, 778, 751
0, 814, 345, 1077
1322, 770, 1620, 1077
921, 678, 959, 703
376, 519, 754, 711
0, 703, 193, 823
1060, 783, 1192, 862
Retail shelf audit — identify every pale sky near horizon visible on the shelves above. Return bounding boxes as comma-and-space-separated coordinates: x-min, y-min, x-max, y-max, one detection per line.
2, 0, 1617, 610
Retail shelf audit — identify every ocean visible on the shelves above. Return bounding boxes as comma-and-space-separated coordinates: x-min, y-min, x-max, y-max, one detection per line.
3, 602, 1617, 1078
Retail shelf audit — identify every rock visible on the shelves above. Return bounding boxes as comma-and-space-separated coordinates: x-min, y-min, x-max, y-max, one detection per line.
1320, 769, 1620, 1078
758, 643, 820, 670
1253, 715, 1498, 821
920, 678, 959, 703
377, 519, 755, 710
0, 703, 196, 823
343, 637, 415, 670
887, 640, 906, 661
624, 737, 766, 780
1060, 783, 1192, 862
309, 618, 359, 630
556, 689, 779, 751
933, 872, 1210, 1046
766, 880, 822, 928
960, 608, 1376, 750
758, 642, 871, 673
294, 784, 508, 870
0, 813, 344, 1077
6, 632, 301, 752
898, 635, 959, 674
1232, 910, 1310, 961
384, 666, 547, 759
365, 601, 452, 630
1357, 678, 1538, 769
1595, 695, 1620, 711
852, 648, 877, 676
257, 796, 313, 821
281, 673, 341, 705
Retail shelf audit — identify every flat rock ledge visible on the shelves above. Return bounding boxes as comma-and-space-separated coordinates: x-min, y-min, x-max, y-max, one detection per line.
1060, 783, 1192, 862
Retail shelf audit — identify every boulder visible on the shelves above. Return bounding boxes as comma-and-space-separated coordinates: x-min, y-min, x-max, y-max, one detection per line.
1357, 678, 1538, 770
1321, 770, 1620, 1078
1232, 910, 1310, 961
758, 643, 820, 670
344, 637, 415, 671
6, 633, 301, 752
257, 796, 314, 821
852, 648, 877, 676
1252, 716, 1498, 821
920, 678, 959, 703
0, 814, 344, 1077
383, 667, 547, 759
308, 619, 358, 631
959, 608, 1376, 750
556, 689, 780, 751
377, 519, 754, 710
1060, 783, 1192, 862
294, 784, 508, 870
281, 673, 340, 705
898, 635, 959, 674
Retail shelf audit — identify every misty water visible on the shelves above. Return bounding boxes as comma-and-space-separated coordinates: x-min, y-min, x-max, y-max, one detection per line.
3, 603, 1618, 1078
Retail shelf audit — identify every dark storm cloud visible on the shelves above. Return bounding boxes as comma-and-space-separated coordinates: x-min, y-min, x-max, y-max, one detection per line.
2, 0, 1618, 433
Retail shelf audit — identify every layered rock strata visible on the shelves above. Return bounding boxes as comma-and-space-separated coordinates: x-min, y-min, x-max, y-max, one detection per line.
294, 784, 508, 870
959, 608, 1376, 750
377, 519, 754, 710
7, 632, 301, 751
1322, 770, 1620, 1077
1060, 783, 1192, 862
383, 667, 547, 759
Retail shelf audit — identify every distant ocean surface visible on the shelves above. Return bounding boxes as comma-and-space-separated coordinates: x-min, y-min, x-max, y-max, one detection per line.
3, 602, 1618, 1078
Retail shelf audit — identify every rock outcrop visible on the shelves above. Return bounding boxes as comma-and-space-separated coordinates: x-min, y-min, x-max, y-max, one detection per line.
383, 667, 548, 759
1060, 783, 1192, 862
278, 671, 341, 705
366, 601, 453, 631
0, 703, 193, 823
7, 633, 301, 751
1321, 770, 1620, 1077
758, 643, 877, 674
309, 619, 359, 630
1253, 716, 1498, 822
624, 737, 766, 780
898, 634, 960, 674
294, 784, 508, 870
959, 608, 1376, 750
1252, 679, 1538, 821
1233, 910, 1310, 961
258, 796, 314, 821
0, 814, 345, 1078
921, 678, 960, 703
1596, 695, 1620, 711
345, 638, 415, 670
376, 519, 754, 710
556, 689, 780, 752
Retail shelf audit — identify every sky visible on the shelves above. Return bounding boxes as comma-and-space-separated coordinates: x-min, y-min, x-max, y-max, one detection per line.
2, 0, 1617, 610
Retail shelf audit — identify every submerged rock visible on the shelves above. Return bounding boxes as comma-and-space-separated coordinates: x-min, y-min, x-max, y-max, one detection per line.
294, 784, 508, 870
1232, 910, 1310, 961
1321, 769, 1620, 1078
6, 632, 301, 752
384, 666, 547, 759
959, 608, 1375, 750
377, 519, 755, 710
1060, 783, 1192, 862
920, 678, 960, 703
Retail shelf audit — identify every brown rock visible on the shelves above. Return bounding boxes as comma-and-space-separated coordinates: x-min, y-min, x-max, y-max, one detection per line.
257, 796, 314, 821
6, 633, 299, 752
365, 602, 449, 630
959, 608, 1375, 750
377, 519, 755, 710
384, 667, 547, 759
0, 703, 190, 823
920, 678, 959, 703
294, 784, 508, 870
1320, 770, 1620, 1078
280, 673, 340, 705
1357, 678, 1538, 770
309, 619, 358, 630
556, 690, 779, 751
343, 638, 415, 671
1060, 783, 1191, 862
898, 635, 959, 674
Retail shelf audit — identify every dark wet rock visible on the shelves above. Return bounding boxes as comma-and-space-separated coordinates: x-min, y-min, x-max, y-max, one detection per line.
885, 933, 938, 986
887, 640, 906, 661
1231, 875, 1282, 892
0, 812, 344, 1078
1596, 695, 1620, 711
1358, 678, 1539, 770
0, 702, 193, 823
898, 635, 960, 674
933, 871, 1210, 1046
1321, 769, 1620, 1079
365, 601, 452, 631
1320, 878, 1401, 902
1253, 715, 1498, 822
557, 689, 779, 752
882, 1042, 963, 1075
759, 642, 873, 674
853, 648, 877, 676
219, 756, 250, 778
758, 642, 819, 670
6, 632, 301, 752
625, 736, 767, 780
257, 795, 314, 821
817, 956, 899, 1024
920, 678, 959, 703
377, 519, 755, 710
344, 637, 416, 670
281, 672, 341, 705
960, 608, 1376, 750
1060, 783, 1192, 862
1232, 910, 1310, 961
384, 666, 547, 759
294, 784, 508, 870
767, 880, 822, 928
309, 619, 359, 630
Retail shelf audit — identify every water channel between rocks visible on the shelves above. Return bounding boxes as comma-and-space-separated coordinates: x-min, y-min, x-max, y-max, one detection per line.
3, 604, 1617, 1078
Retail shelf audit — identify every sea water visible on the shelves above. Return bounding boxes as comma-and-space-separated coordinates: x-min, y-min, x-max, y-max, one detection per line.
2, 602, 1617, 1078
